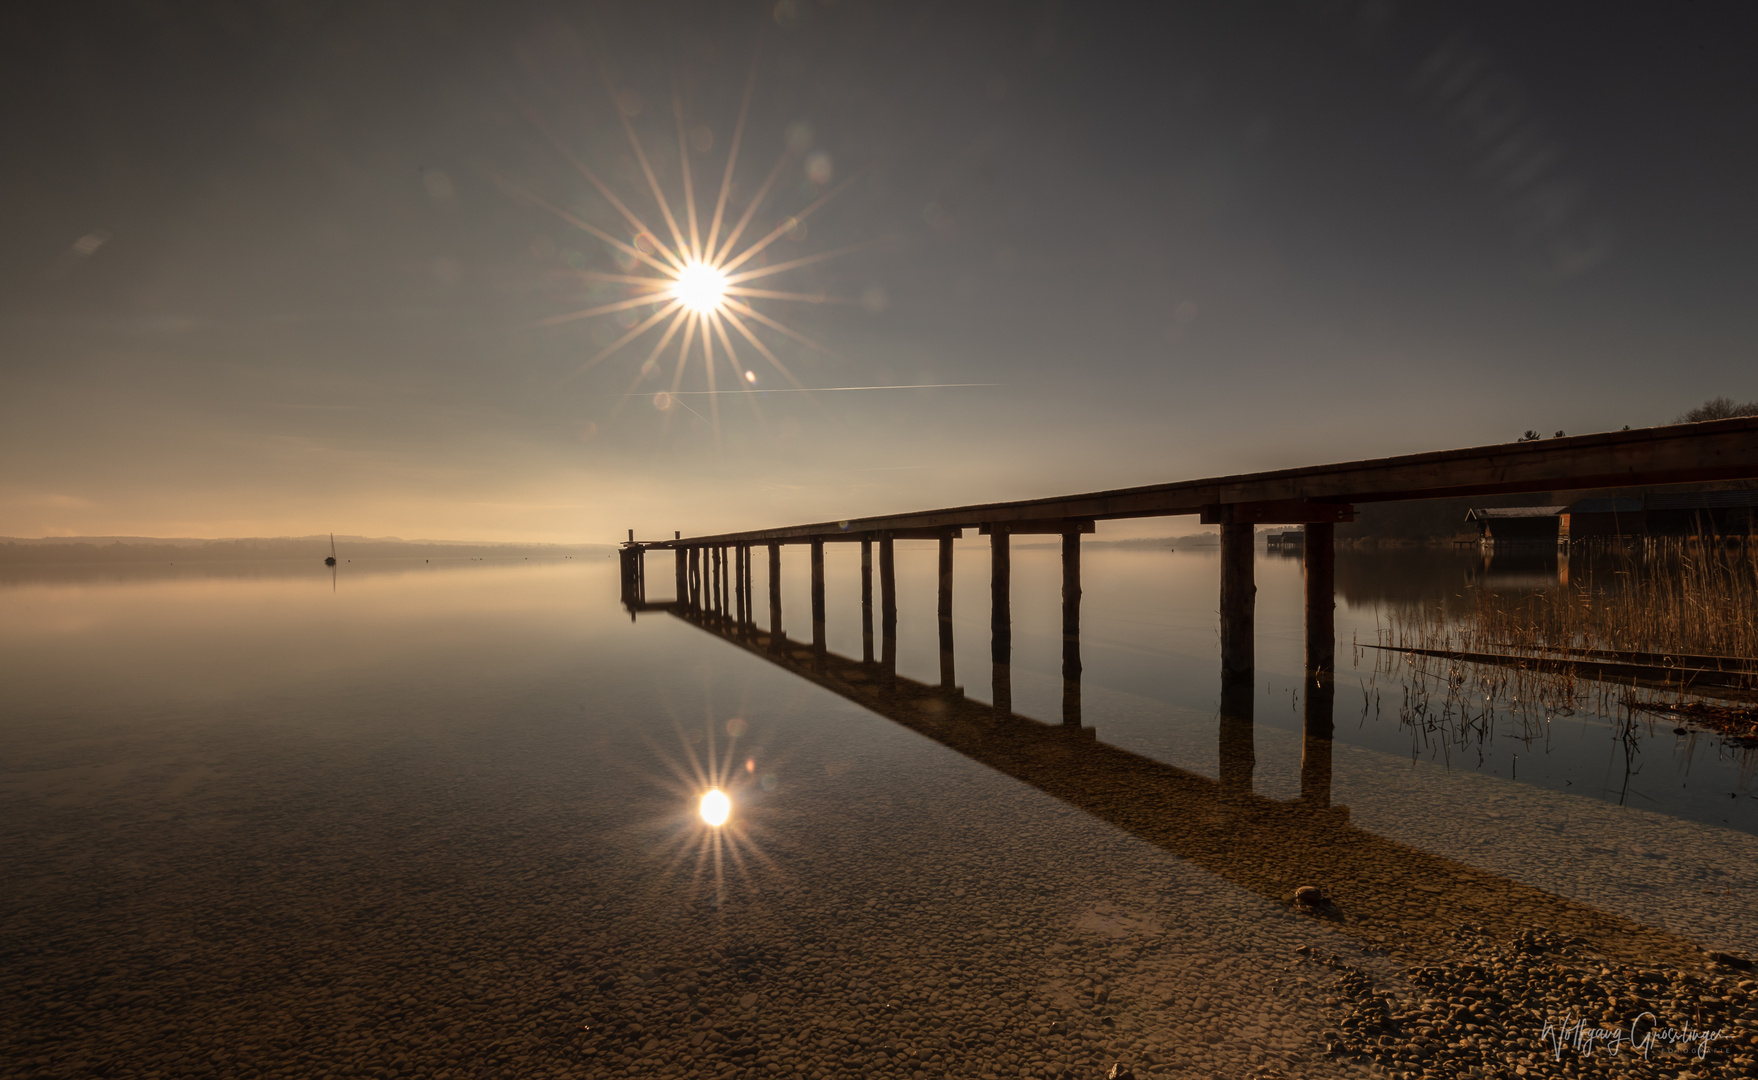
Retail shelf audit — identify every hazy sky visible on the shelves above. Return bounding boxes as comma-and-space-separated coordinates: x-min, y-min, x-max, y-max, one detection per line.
3, 1, 1755, 541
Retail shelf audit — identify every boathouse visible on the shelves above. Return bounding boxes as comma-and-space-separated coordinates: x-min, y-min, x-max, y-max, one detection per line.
1465, 506, 1569, 546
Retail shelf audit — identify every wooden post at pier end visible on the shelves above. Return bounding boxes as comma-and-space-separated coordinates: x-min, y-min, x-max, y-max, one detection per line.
938, 534, 955, 689
1219, 521, 1256, 681
675, 548, 687, 605
622, 548, 643, 608
1062, 524, 1083, 725
861, 538, 875, 663
1303, 522, 1335, 678
810, 538, 826, 657
991, 525, 1012, 717
767, 543, 782, 650
879, 535, 898, 686
689, 547, 701, 608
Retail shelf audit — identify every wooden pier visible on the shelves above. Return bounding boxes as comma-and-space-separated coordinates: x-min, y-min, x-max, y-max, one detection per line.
620, 417, 1758, 705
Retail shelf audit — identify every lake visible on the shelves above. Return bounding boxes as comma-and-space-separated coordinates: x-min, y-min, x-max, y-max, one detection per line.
3, 548, 1755, 1080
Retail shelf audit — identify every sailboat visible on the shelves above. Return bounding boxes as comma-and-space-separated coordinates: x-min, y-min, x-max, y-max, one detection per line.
324, 534, 337, 567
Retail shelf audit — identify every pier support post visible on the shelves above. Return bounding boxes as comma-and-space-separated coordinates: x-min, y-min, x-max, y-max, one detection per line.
1062, 525, 1082, 725
938, 534, 955, 689
861, 538, 875, 663
810, 538, 826, 658
1300, 676, 1335, 809
734, 544, 746, 625
689, 547, 701, 609
767, 543, 782, 651
1303, 522, 1334, 677
991, 525, 1012, 718
1220, 521, 1255, 681
879, 535, 897, 686
675, 549, 687, 604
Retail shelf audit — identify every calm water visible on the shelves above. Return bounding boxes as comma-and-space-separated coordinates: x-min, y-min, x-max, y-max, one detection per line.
4, 548, 1755, 1080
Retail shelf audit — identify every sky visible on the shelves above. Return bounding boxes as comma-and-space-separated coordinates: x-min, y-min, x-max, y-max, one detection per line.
3, 1, 1755, 542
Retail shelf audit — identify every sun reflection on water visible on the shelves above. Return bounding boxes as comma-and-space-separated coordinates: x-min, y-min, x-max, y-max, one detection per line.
699, 787, 731, 826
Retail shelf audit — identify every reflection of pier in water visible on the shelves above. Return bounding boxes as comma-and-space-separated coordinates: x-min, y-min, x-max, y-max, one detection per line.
623, 589, 1704, 968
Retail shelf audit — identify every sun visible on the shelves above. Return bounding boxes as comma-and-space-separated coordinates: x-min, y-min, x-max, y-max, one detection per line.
497, 51, 872, 436
673, 262, 729, 315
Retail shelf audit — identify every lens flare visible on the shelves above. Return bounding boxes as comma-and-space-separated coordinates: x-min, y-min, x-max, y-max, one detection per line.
673, 262, 729, 314
512, 50, 872, 440
699, 788, 731, 826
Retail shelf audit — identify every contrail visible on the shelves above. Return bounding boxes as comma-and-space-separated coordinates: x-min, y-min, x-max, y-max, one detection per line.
615, 383, 1001, 397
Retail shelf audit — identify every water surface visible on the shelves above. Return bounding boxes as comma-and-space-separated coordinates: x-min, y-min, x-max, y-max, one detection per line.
3, 549, 1754, 1080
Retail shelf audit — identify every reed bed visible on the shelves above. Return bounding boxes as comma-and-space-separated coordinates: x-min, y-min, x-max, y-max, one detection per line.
1363, 538, 1758, 753
1391, 538, 1758, 662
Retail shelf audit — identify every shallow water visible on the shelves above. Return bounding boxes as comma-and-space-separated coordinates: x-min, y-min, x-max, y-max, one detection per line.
3, 550, 1755, 1079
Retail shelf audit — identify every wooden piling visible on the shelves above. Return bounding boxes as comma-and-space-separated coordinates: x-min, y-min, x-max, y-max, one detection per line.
689, 547, 701, 608
675, 549, 687, 604
879, 535, 897, 686
734, 544, 747, 625
622, 545, 643, 605
861, 538, 875, 663
767, 543, 782, 650
1219, 521, 1255, 681
1303, 522, 1335, 677
810, 538, 826, 656
938, 535, 955, 689
991, 525, 1011, 717
1062, 524, 1082, 724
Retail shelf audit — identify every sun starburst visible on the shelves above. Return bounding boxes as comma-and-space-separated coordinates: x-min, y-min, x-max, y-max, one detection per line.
500, 51, 872, 438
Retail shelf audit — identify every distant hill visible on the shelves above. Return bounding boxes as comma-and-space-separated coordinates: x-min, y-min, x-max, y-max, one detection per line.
0, 535, 614, 564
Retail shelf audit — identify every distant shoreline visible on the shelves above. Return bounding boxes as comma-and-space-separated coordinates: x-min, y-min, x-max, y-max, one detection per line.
0, 536, 614, 564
